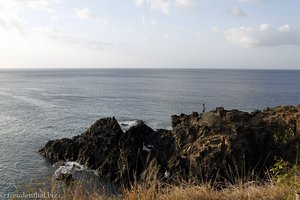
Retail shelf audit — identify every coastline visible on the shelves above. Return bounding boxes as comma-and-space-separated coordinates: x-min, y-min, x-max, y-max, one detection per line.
39, 105, 300, 192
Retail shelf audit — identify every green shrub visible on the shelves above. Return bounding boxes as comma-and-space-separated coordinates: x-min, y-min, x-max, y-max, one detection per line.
269, 159, 300, 190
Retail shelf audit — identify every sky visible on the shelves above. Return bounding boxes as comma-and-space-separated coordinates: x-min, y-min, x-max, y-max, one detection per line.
0, 0, 300, 69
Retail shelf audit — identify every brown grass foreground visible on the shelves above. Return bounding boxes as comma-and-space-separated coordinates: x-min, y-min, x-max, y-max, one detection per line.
12, 160, 300, 200
16, 181, 293, 200
118, 184, 293, 200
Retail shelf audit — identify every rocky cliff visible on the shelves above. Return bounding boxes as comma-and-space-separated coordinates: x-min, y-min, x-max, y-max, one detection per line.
39, 105, 300, 184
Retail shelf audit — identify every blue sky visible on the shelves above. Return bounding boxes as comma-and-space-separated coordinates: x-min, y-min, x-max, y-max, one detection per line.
0, 0, 299, 68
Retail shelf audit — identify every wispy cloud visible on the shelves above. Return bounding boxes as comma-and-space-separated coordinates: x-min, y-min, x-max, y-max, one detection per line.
174, 0, 195, 9
75, 8, 96, 20
133, 0, 197, 14
225, 24, 300, 48
0, 11, 27, 34
27, 0, 60, 11
149, 0, 172, 14
32, 26, 112, 51
238, 0, 266, 3
0, 10, 110, 52
0, 0, 61, 11
75, 7, 108, 24
134, 0, 144, 6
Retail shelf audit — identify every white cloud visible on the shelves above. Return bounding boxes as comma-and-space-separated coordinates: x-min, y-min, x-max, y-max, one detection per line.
148, 0, 172, 14
225, 24, 300, 48
239, 0, 266, 3
0, 11, 27, 34
31, 26, 111, 51
259, 24, 271, 31
278, 24, 290, 32
225, 26, 258, 47
0, 18, 23, 33
75, 8, 96, 20
0, 0, 61, 11
134, 0, 196, 14
0, 10, 109, 52
229, 6, 247, 18
0, 1, 22, 9
27, 0, 59, 11
174, 0, 194, 9
134, 0, 145, 5
75, 8, 108, 24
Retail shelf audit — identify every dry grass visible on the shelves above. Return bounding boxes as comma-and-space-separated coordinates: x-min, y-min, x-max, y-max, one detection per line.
116, 183, 293, 200
11, 159, 299, 200
23, 180, 294, 200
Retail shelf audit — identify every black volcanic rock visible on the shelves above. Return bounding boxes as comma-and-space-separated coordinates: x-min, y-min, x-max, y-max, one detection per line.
39, 138, 79, 162
40, 105, 300, 184
40, 117, 124, 181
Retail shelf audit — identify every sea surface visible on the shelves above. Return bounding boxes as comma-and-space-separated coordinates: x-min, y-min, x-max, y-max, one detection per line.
0, 68, 300, 193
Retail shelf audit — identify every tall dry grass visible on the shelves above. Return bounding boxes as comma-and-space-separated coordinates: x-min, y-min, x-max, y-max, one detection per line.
12, 174, 294, 200
11, 154, 300, 200
28, 181, 293, 200
11, 162, 299, 200
120, 183, 292, 200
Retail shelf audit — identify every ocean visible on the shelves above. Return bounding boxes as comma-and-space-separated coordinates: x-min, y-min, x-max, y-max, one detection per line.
0, 68, 300, 193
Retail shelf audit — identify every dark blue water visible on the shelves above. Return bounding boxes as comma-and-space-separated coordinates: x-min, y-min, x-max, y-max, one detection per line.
0, 69, 299, 193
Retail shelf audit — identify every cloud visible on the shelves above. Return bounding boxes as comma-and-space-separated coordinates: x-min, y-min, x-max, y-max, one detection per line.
0, 2, 109, 53
0, 1, 22, 9
0, 0, 61, 11
174, 0, 195, 9
32, 26, 111, 51
229, 6, 247, 18
259, 23, 271, 31
238, 0, 266, 3
27, 0, 60, 11
75, 8, 96, 20
225, 24, 300, 48
278, 24, 290, 32
134, 0, 196, 14
0, 10, 110, 52
148, 0, 172, 14
75, 8, 108, 24
0, 11, 27, 34
0, 18, 24, 33
134, 0, 145, 5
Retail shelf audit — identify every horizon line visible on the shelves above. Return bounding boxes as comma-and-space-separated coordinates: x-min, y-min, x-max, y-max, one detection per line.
0, 67, 300, 71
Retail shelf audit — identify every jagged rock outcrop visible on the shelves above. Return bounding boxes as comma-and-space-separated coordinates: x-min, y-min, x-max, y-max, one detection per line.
39, 105, 300, 184
169, 106, 300, 182
40, 117, 124, 181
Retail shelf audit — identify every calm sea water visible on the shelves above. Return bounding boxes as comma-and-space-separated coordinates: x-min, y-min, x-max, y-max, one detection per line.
0, 68, 300, 193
